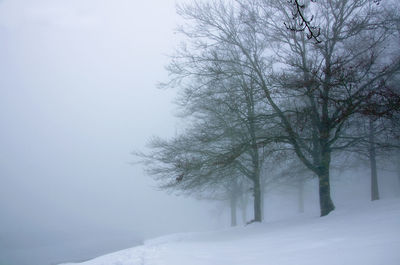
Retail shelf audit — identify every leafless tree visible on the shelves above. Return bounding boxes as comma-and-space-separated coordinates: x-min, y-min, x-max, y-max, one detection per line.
244, 0, 399, 215
140, 64, 279, 222
161, 0, 400, 217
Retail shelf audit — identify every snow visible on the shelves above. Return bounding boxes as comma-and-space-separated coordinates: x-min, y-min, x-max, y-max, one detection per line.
59, 199, 400, 265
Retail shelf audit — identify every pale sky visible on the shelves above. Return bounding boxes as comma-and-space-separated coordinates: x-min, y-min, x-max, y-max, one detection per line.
0, 1, 219, 265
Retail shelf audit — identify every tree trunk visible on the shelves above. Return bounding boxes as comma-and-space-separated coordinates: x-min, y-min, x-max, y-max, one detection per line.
229, 192, 237, 227
260, 184, 265, 220
369, 119, 380, 201
317, 150, 335, 216
298, 178, 305, 213
239, 193, 248, 224
253, 172, 262, 222
318, 172, 335, 216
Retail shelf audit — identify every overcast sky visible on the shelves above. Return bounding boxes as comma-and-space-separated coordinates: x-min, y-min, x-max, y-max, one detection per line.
0, 1, 220, 265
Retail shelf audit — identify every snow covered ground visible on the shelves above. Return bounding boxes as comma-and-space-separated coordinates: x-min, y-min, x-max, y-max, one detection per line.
60, 199, 400, 265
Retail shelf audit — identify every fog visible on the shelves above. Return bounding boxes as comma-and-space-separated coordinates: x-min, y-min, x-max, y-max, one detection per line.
1, 1, 400, 265
0, 1, 220, 265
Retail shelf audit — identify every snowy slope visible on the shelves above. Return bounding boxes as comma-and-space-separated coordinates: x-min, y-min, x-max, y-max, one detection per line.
60, 199, 400, 265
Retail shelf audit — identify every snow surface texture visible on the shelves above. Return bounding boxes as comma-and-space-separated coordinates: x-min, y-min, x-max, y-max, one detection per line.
60, 199, 400, 265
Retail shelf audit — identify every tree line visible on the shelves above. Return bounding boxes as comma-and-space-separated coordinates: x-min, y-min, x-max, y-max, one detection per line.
137, 0, 400, 225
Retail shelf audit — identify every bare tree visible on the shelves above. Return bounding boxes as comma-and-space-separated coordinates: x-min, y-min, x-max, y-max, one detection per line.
244, 0, 399, 215
140, 64, 277, 222
162, 0, 400, 216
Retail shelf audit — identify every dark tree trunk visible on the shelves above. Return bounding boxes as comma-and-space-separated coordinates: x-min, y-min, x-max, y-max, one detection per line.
253, 170, 262, 222
317, 150, 335, 216
369, 157, 379, 200
318, 172, 335, 216
250, 128, 262, 222
314, 115, 335, 217
229, 193, 237, 227
369, 119, 380, 201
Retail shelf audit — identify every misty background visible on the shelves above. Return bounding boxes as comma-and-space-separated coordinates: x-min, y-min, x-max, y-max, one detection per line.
0, 1, 219, 265
1, 1, 399, 265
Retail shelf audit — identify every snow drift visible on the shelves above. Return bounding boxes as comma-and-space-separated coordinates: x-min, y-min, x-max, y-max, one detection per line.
59, 199, 400, 265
